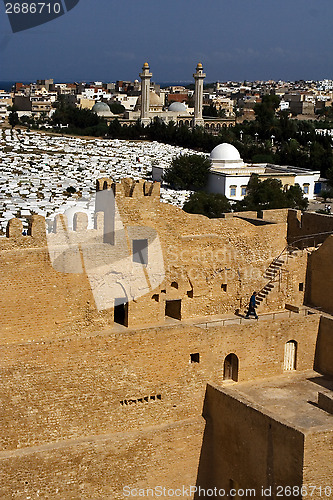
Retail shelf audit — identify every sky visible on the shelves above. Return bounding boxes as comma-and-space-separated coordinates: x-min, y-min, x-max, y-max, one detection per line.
0, 0, 333, 83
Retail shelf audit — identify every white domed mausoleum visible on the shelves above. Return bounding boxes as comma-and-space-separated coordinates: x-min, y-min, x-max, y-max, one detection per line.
152, 142, 322, 201
207, 143, 322, 201
210, 143, 245, 169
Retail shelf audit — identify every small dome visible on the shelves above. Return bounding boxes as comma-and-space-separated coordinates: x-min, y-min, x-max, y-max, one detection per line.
197, 62, 203, 68
92, 102, 111, 113
143, 62, 149, 68
168, 102, 187, 113
210, 143, 241, 161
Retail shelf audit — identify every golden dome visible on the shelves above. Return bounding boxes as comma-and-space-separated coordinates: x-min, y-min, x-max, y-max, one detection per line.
143, 62, 149, 68
135, 91, 163, 111
197, 62, 203, 68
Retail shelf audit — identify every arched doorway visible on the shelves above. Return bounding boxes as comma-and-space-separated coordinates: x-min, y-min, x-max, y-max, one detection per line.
223, 353, 239, 381
284, 340, 297, 370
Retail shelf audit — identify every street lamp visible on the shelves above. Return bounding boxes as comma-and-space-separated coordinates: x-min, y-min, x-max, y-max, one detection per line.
240, 130, 243, 141
255, 132, 258, 143
271, 134, 275, 147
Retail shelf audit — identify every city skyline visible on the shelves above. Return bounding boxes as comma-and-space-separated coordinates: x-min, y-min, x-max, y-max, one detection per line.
0, 0, 333, 82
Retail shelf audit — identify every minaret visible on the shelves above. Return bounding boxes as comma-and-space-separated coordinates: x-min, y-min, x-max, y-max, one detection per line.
139, 62, 152, 126
193, 62, 206, 127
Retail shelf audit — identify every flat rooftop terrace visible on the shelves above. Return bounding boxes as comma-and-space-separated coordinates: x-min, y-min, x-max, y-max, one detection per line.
218, 369, 333, 432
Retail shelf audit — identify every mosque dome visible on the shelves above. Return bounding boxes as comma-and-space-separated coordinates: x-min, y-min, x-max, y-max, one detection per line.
210, 143, 241, 161
210, 143, 244, 169
135, 91, 163, 111
92, 102, 111, 113
168, 102, 188, 113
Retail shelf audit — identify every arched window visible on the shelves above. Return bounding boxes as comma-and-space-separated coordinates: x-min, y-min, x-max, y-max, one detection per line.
223, 353, 239, 381
284, 340, 297, 370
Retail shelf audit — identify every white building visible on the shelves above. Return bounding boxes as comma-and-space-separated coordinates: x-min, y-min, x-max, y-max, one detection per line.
207, 143, 321, 200
153, 143, 322, 201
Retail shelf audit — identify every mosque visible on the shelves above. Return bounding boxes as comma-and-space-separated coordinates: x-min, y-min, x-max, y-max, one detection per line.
92, 62, 235, 130
153, 141, 322, 200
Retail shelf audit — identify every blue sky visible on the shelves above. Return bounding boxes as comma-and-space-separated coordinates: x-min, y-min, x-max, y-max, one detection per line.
0, 0, 333, 83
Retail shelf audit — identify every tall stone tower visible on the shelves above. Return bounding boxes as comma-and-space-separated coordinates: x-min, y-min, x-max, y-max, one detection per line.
139, 62, 152, 126
193, 62, 206, 127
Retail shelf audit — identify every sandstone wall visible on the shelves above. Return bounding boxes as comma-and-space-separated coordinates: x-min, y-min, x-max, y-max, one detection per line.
0, 314, 320, 453
1, 188, 305, 337
288, 210, 333, 247
195, 384, 304, 496
305, 236, 333, 315
314, 316, 333, 377
303, 431, 333, 495
0, 418, 204, 500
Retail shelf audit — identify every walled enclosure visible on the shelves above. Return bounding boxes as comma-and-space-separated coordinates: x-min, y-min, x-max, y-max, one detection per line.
0, 178, 309, 341
1, 177, 332, 498
0, 314, 321, 498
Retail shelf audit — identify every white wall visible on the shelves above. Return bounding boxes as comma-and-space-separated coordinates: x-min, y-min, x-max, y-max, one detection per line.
294, 173, 321, 199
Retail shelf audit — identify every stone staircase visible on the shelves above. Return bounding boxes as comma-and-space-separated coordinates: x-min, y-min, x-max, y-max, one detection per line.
255, 256, 285, 307
254, 246, 305, 309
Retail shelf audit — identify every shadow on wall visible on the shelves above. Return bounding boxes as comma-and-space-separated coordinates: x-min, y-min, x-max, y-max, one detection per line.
313, 316, 333, 378
194, 384, 305, 497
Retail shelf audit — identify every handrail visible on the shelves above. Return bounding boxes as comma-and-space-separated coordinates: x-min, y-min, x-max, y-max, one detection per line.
288, 230, 333, 247
244, 230, 333, 310
254, 242, 302, 304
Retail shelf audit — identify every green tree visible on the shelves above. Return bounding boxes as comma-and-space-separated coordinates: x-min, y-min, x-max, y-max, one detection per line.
318, 189, 333, 202
8, 107, 19, 129
285, 184, 308, 210
109, 102, 125, 114
162, 154, 210, 190
183, 191, 231, 218
254, 94, 280, 138
235, 174, 308, 211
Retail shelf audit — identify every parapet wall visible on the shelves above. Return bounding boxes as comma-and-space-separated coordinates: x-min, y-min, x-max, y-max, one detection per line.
305, 235, 333, 315
314, 316, 333, 377
288, 210, 333, 247
96, 177, 160, 199
0, 314, 320, 451
223, 208, 291, 224
195, 384, 304, 496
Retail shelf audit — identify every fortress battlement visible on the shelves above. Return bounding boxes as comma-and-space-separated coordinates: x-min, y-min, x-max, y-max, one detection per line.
96, 177, 160, 199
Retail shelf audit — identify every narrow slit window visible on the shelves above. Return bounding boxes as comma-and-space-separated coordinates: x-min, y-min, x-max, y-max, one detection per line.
190, 353, 200, 363
132, 239, 148, 265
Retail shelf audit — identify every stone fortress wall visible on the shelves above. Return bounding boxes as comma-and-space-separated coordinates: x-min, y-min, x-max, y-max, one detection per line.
0, 178, 332, 498
0, 177, 310, 339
